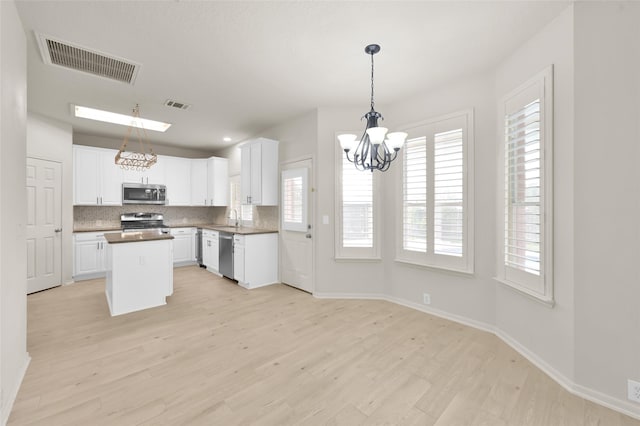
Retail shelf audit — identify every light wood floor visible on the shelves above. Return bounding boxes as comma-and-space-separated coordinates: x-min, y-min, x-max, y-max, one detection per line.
9, 266, 640, 425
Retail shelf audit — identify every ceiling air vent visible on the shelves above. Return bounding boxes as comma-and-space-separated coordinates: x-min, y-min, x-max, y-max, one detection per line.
35, 32, 141, 85
164, 100, 191, 111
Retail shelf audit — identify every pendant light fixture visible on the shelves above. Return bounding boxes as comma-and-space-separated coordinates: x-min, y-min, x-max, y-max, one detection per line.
115, 104, 158, 170
338, 44, 407, 172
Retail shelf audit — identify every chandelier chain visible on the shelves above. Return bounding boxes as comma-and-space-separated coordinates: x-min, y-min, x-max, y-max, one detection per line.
370, 52, 375, 110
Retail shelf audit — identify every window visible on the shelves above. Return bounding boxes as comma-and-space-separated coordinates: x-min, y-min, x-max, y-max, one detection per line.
497, 66, 553, 303
335, 138, 380, 259
282, 167, 308, 232
397, 111, 473, 273
230, 175, 252, 225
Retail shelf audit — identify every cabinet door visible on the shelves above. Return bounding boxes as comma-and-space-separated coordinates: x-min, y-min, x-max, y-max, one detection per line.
207, 157, 228, 206
250, 143, 262, 205
190, 159, 208, 206
172, 234, 192, 263
233, 235, 245, 282
146, 156, 165, 185
211, 233, 219, 271
99, 150, 123, 205
74, 240, 103, 276
165, 156, 192, 206
240, 145, 252, 204
73, 146, 100, 205
202, 236, 212, 267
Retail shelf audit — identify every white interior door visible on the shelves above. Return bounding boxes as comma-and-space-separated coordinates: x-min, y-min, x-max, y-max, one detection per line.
26, 157, 62, 294
280, 159, 313, 293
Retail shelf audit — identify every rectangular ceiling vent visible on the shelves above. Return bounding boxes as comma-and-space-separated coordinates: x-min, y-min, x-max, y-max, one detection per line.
35, 32, 140, 85
164, 100, 191, 111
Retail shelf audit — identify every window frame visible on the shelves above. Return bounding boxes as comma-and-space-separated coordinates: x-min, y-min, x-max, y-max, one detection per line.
496, 66, 554, 304
395, 110, 475, 274
335, 131, 381, 261
229, 174, 253, 227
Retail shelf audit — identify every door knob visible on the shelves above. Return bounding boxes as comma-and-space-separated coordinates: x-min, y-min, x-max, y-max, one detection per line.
305, 234, 312, 239
54, 228, 62, 233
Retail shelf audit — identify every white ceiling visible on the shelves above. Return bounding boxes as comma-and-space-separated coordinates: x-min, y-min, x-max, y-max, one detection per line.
16, 1, 568, 151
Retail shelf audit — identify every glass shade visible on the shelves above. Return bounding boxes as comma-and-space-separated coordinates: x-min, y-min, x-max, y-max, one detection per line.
338, 133, 358, 152
385, 132, 407, 150
366, 127, 388, 146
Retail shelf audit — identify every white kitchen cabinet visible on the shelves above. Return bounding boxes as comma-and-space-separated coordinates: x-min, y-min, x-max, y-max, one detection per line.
122, 155, 165, 185
190, 159, 208, 206
73, 232, 110, 279
207, 157, 228, 206
233, 233, 278, 289
202, 229, 219, 273
240, 138, 279, 206
164, 156, 192, 206
73, 145, 123, 206
170, 227, 195, 265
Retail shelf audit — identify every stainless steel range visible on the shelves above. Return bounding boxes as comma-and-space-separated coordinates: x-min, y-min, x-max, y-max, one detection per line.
121, 213, 169, 233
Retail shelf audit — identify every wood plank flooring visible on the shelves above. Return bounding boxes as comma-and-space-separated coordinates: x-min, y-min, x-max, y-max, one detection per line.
8, 266, 640, 425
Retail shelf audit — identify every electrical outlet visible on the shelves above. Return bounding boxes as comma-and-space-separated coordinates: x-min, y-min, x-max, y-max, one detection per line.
423, 293, 431, 305
629, 380, 640, 403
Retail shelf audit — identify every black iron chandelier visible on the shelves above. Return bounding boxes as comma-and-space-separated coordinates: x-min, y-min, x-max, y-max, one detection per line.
338, 44, 407, 172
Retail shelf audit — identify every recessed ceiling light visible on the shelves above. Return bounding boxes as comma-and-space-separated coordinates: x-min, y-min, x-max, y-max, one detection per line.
223, 137, 232, 142
73, 104, 171, 132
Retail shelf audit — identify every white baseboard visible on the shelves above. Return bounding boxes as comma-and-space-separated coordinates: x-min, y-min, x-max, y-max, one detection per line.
312, 291, 640, 421
2, 354, 30, 426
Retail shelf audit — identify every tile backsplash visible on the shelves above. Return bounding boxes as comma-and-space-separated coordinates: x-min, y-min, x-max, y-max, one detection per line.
75, 205, 279, 230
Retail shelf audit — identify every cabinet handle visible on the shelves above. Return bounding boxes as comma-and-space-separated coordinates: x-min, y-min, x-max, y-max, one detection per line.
97, 197, 99, 204
97, 242, 100, 250
100, 196, 103, 205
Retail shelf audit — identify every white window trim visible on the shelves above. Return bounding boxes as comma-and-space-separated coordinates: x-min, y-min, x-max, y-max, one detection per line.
394, 110, 475, 274
335, 131, 381, 260
495, 65, 554, 304
229, 174, 253, 227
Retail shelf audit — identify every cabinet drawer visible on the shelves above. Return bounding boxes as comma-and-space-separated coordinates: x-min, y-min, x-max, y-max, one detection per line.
74, 232, 107, 242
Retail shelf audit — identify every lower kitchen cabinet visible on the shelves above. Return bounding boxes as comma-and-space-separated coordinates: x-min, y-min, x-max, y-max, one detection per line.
202, 229, 219, 274
170, 227, 196, 265
73, 232, 109, 279
233, 233, 278, 289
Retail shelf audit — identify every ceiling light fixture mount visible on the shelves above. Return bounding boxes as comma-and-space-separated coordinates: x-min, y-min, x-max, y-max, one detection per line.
338, 44, 407, 172
115, 104, 158, 170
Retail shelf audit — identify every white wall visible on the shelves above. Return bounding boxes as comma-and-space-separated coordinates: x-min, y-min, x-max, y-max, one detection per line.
74, 133, 217, 159
27, 113, 73, 285
382, 72, 497, 327
0, 1, 30, 424
494, 5, 575, 382
573, 1, 640, 411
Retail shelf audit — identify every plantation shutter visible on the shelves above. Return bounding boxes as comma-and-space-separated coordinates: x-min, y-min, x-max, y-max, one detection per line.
403, 136, 427, 252
342, 152, 373, 248
504, 99, 541, 276
434, 129, 464, 257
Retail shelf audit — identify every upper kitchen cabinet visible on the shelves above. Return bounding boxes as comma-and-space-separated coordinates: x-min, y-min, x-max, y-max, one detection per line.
190, 159, 208, 206
207, 157, 228, 206
122, 155, 165, 185
240, 138, 279, 206
73, 145, 123, 206
163, 155, 191, 206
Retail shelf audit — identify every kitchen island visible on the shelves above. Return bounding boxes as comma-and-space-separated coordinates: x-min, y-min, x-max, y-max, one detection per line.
104, 230, 174, 316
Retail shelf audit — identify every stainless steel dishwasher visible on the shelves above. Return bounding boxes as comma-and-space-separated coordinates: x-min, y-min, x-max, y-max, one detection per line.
218, 232, 234, 279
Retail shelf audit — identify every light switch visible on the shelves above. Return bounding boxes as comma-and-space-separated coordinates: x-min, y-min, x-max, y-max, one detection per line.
322, 215, 329, 225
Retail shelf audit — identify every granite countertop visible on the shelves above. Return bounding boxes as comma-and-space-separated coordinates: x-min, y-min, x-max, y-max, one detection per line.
199, 224, 278, 235
104, 230, 175, 244
74, 223, 278, 235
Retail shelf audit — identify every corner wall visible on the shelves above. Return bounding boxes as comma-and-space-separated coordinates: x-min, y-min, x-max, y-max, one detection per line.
27, 113, 73, 285
0, 1, 30, 423
494, 5, 575, 382
573, 1, 640, 412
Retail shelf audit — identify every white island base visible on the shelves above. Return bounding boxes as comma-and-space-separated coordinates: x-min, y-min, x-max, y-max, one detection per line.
105, 236, 174, 316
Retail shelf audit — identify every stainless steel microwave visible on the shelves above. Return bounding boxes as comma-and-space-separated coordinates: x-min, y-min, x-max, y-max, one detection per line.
122, 183, 166, 205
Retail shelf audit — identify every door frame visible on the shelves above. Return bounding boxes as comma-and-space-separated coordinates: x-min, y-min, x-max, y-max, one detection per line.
279, 155, 315, 294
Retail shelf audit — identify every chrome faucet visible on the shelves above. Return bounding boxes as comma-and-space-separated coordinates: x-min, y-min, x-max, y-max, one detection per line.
229, 209, 239, 228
